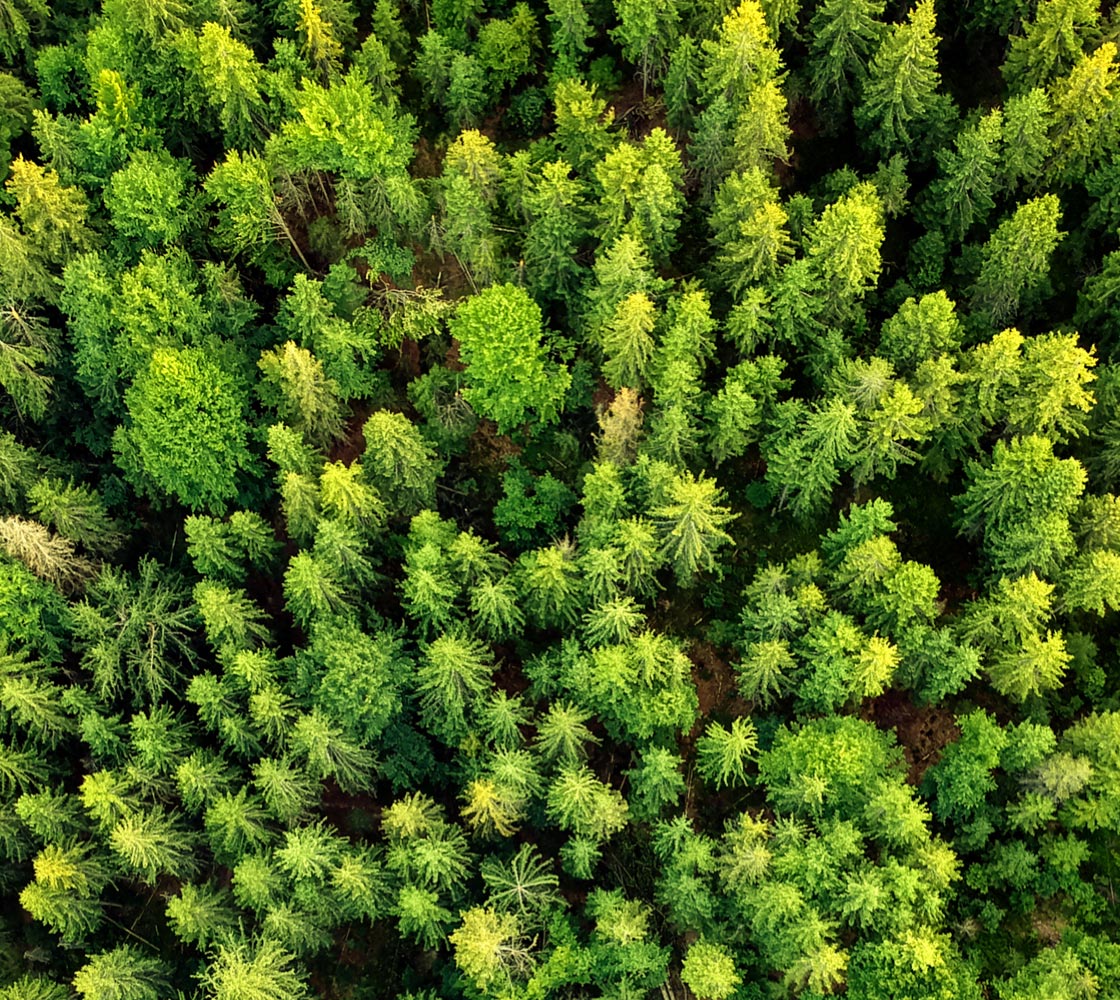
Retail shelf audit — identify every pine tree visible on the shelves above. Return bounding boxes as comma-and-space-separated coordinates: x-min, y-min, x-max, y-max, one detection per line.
956, 435, 1086, 577
650, 470, 736, 586
806, 181, 884, 301
921, 108, 1002, 243
522, 160, 589, 304
72, 947, 168, 1000
696, 717, 758, 788
855, 0, 945, 156
969, 194, 1064, 326
360, 411, 441, 517
701, 0, 781, 106
546, 0, 592, 74
416, 631, 494, 744
600, 292, 657, 389
1047, 42, 1120, 183
998, 88, 1052, 194
611, 0, 679, 94
807, 0, 885, 116
664, 35, 703, 131
1002, 0, 1099, 92
201, 937, 310, 1000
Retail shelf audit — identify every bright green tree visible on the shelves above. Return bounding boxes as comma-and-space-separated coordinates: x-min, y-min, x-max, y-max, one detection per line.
451, 283, 570, 435
114, 347, 254, 512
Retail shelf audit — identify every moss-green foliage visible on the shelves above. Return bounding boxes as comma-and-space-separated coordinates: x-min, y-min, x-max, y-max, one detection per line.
3, 1, 1120, 998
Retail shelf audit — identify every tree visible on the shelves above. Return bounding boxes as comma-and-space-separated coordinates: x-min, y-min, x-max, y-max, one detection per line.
546, 765, 629, 840
72, 947, 168, 1000
1002, 0, 1099, 92
731, 78, 790, 173
998, 88, 1052, 193
450, 907, 533, 991
288, 709, 374, 792
546, 0, 592, 75
664, 35, 703, 131
764, 398, 859, 519
109, 807, 197, 883
360, 411, 441, 517
535, 701, 599, 765
626, 746, 686, 820
480, 843, 561, 922
969, 195, 1064, 326
29, 479, 120, 556
611, 0, 679, 94
681, 941, 741, 1000
600, 292, 656, 389
522, 160, 589, 304
651, 470, 736, 586
1006, 332, 1096, 442
855, 0, 946, 156
19, 841, 109, 943
711, 171, 793, 294
807, 0, 885, 115
197, 22, 265, 147
584, 233, 667, 335
205, 151, 309, 281
71, 558, 196, 706
957, 435, 1085, 577
200, 937, 310, 1000
807, 181, 884, 301
879, 290, 961, 370
417, 631, 493, 744
476, 6, 537, 97
592, 130, 684, 261
701, 0, 781, 106
104, 151, 194, 252
696, 717, 758, 788
258, 342, 346, 449
988, 628, 1071, 701
269, 70, 422, 237
114, 347, 255, 513
451, 283, 570, 435
921, 108, 1002, 243
1047, 43, 1120, 183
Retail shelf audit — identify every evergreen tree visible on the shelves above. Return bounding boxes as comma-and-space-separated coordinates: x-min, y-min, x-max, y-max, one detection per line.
969, 194, 1064, 326
807, 0, 885, 116
855, 0, 947, 156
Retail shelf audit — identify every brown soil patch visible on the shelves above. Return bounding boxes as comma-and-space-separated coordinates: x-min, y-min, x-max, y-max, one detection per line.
609, 78, 670, 140
410, 136, 444, 180
690, 640, 743, 719
467, 418, 521, 472
327, 400, 376, 468
864, 689, 961, 784
445, 338, 465, 372
591, 378, 617, 413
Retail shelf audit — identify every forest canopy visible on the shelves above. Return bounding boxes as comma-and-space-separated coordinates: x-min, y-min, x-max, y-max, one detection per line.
0, 0, 1120, 998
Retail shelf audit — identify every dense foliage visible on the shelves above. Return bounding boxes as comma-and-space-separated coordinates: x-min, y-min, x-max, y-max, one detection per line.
1, 0, 1119, 997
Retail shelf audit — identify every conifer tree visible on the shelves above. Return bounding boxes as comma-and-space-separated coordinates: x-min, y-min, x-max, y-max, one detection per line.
969, 194, 1064, 326
807, 0, 885, 115
650, 470, 736, 586
855, 0, 946, 156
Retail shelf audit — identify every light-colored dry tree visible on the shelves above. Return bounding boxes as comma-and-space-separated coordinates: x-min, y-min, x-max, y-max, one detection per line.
0, 515, 95, 593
